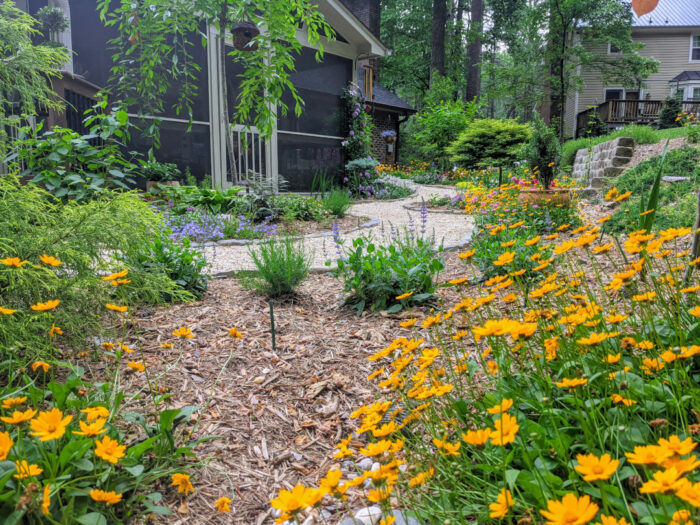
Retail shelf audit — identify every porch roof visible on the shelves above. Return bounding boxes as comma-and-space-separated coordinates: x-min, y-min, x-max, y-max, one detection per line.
358, 68, 415, 113
670, 71, 700, 83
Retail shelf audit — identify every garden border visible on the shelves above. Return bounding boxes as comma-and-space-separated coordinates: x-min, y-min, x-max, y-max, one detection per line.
403, 203, 465, 215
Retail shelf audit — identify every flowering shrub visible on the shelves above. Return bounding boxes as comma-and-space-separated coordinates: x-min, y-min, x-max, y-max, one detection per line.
330, 211, 444, 314
342, 85, 374, 161
163, 208, 225, 243
0, 263, 229, 522
271, 178, 700, 525
223, 214, 278, 240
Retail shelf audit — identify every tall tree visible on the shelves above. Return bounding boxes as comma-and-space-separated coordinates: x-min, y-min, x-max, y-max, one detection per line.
465, 0, 482, 101
430, 0, 447, 86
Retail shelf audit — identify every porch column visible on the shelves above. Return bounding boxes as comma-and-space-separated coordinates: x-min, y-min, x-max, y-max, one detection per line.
207, 24, 227, 189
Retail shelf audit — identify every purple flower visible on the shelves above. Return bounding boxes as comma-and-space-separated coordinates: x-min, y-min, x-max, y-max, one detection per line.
349, 130, 355, 137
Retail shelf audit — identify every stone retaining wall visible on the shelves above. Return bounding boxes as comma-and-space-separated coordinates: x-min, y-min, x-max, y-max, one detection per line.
572, 137, 634, 189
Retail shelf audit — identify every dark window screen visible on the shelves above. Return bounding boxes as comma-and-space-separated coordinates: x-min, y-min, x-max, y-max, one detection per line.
64, 89, 94, 135
128, 120, 211, 183
277, 134, 344, 191
277, 47, 351, 137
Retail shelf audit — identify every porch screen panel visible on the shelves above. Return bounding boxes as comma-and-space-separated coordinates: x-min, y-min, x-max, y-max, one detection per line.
277, 134, 344, 192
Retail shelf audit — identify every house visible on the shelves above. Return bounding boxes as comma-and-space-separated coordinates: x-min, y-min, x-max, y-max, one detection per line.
566, 0, 700, 138
15, 0, 414, 191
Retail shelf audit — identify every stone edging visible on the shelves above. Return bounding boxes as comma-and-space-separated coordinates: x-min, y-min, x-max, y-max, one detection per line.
402, 203, 465, 215
210, 229, 474, 279
193, 216, 380, 248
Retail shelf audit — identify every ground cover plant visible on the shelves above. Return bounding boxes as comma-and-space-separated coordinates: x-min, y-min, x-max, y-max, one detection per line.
269, 175, 700, 525
605, 147, 700, 233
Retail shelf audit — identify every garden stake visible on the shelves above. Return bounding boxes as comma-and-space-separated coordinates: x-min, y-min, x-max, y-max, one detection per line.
269, 299, 276, 351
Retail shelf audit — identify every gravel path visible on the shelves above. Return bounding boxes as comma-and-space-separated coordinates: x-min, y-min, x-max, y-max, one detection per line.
205, 184, 474, 273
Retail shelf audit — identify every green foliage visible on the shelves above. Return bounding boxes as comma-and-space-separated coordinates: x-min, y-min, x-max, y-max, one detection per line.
688, 124, 700, 144
158, 185, 245, 215
406, 98, 480, 165
448, 119, 531, 169
579, 111, 608, 138
343, 88, 375, 161
0, 175, 187, 359
246, 237, 312, 297
375, 182, 414, 200
330, 230, 445, 314
140, 155, 181, 182
561, 125, 686, 167
7, 104, 137, 202
270, 194, 331, 222
659, 96, 683, 129
35, 5, 69, 41
322, 189, 353, 218
521, 117, 560, 189
345, 157, 379, 174
118, 233, 210, 301
606, 147, 700, 233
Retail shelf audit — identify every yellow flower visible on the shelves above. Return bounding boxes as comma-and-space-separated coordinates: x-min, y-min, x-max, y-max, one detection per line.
14, 460, 43, 479
105, 304, 128, 313
501, 240, 516, 248
42, 484, 51, 515
639, 467, 686, 494
602, 353, 621, 364
29, 408, 72, 441
458, 249, 476, 259
0, 306, 17, 315
2, 396, 27, 410
432, 438, 461, 456
214, 496, 231, 513
555, 377, 588, 390
31, 361, 51, 373
574, 453, 619, 481
658, 435, 696, 456
81, 406, 110, 422
689, 306, 700, 317
101, 269, 128, 281
380, 517, 396, 525
118, 343, 134, 354
1, 257, 28, 267
395, 291, 413, 300
49, 324, 63, 338
73, 418, 107, 437
228, 327, 243, 339
0, 408, 37, 424
486, 361, 499, 375
94, 435, 126, 464
610, 394, 636, 407
39, 254, 62, 267
462, 428, 491, 446
487, 398, 513, 414
400, 318, 417, 328
525, 236, 541, 246
173, 326, 194, 338
270, 484, 322, 515
490, 413, 519, 446
540, 493, 599, 525
625, 445, 673, 465
408, 467, 435, 487
676, 480, 700, 506
90, 489, 122, 505
669, 510, 693, 525
0, 431, 14, 460
493, 251, 515, 266
632, 291, 656, 302
367, 485, 393, 502
160, 342, 174, 348
489, 488, 513, 519
171, 473, 194, 495
30, 300, 60, 312
360, 439, 403, 456
661, 455, 700, 475
613, 191, 632, 202
127, 361, 145, 372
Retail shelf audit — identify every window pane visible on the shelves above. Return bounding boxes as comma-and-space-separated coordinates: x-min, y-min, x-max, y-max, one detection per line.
277, 134, 344, 191
694, 35, 700, 48
277, 47, 352, 137
693, 87, 700, 100
693, 48, 700, 61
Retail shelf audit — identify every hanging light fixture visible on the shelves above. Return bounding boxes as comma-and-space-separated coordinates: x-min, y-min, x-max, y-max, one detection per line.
232, 21, 259, 51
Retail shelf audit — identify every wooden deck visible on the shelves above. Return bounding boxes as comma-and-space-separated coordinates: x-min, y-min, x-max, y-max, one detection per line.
576, 100, 700, 137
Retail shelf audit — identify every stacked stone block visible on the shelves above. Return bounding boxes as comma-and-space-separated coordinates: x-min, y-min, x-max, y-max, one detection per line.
572, 137, 634, 190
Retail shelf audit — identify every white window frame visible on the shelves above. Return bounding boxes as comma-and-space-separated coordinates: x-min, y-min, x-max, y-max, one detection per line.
690, 85, 700, 101
607, 43, 622, 55
690, 34, 700, 63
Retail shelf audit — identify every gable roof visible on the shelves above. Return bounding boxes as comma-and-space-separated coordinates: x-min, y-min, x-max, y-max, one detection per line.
319, 0, 388, 57
632, 0, 700, 27
358, 68, 415, 113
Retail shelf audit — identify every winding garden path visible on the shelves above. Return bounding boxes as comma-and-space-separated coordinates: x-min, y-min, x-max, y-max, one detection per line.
204, 184, 474, 274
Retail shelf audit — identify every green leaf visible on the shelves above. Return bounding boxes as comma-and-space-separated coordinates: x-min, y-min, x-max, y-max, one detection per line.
125, 464, 144, 477
127, 436, 158, 460
76, 513, 108, 525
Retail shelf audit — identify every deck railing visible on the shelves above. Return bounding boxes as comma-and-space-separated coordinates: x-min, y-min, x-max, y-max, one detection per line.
575, 100, 700, 137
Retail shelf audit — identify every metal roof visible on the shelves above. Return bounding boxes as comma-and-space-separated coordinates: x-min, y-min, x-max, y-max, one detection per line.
632, 0, 700, 27
670, 70, 700, 82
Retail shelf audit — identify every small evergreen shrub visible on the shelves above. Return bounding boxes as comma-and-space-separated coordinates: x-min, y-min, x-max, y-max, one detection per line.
246, 237, 312, 297
447, 119, 531, 170
658, 96, 683, 129
521, 117, 560, 189
579, 111, 608, 138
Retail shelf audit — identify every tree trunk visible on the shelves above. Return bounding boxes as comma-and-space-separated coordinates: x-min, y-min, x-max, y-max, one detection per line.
219, 2, 238, 187
430, 0, 447, 86
465, 0, 482, 102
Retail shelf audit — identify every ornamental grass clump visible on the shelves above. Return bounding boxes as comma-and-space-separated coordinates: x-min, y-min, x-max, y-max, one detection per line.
270, 175, 700, 524
246, 236, 312, 297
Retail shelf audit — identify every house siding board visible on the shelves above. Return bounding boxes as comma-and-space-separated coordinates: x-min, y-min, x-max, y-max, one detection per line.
569, 28, 699, 135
